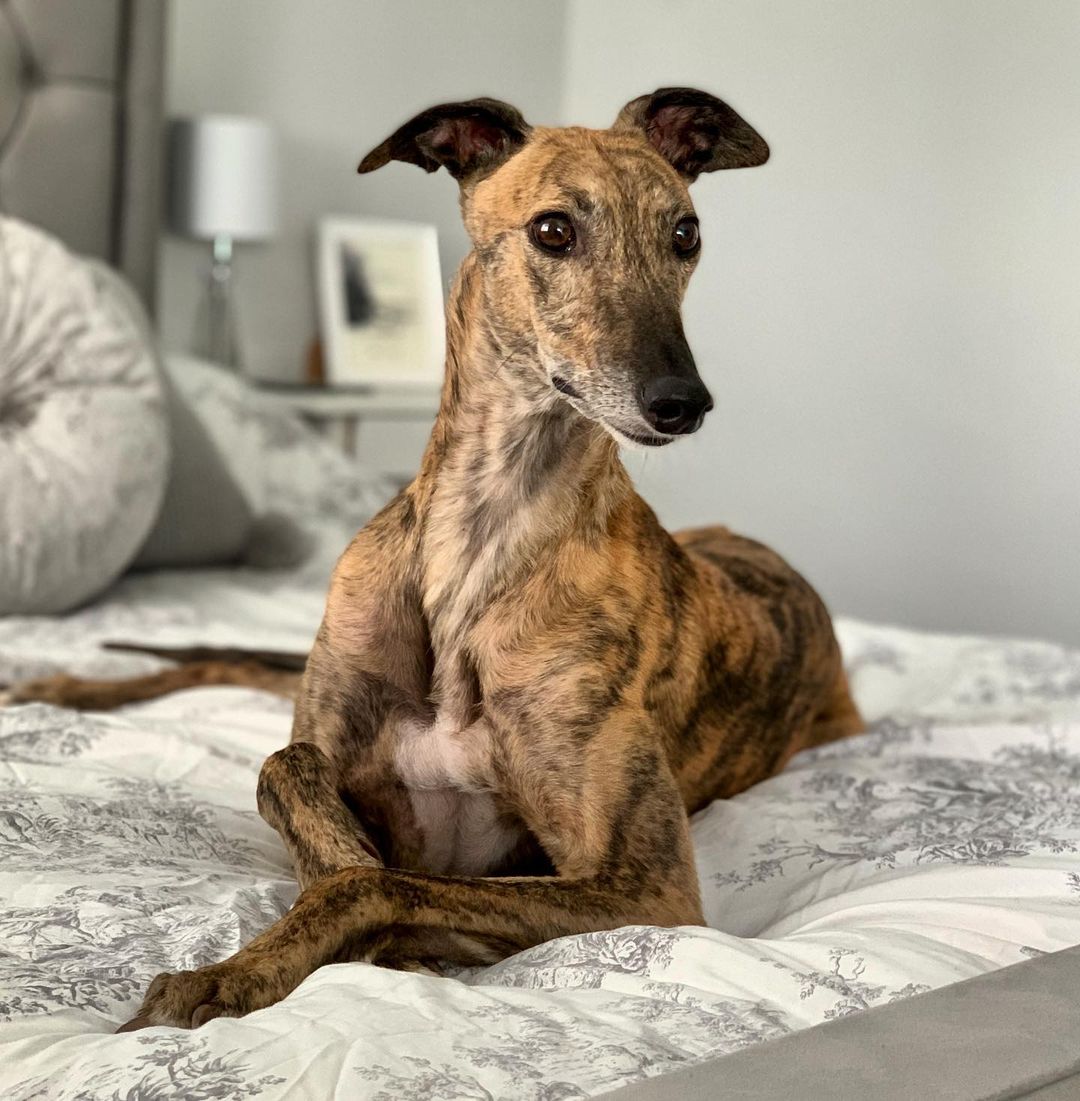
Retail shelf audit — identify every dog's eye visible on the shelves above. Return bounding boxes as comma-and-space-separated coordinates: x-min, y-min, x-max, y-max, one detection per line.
673, 218, 700, 256
529, 213, 575, 254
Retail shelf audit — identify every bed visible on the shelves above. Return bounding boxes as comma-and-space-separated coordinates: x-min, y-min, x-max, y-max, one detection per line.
3, 4, 1080, 1099
2, 542, 1080, 1098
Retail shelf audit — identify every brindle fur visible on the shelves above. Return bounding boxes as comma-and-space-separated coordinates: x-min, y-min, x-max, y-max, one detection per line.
9, 89, 861, 1031
4, 645, 303, 709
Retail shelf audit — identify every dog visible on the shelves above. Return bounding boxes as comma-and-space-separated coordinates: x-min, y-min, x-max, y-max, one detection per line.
10, 89, 862, 1030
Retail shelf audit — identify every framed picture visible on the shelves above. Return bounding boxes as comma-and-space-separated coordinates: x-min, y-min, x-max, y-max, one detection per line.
316, 217, 445, 388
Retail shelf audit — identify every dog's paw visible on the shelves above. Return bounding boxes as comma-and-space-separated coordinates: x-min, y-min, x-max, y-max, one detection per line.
117, 965, 253, 1031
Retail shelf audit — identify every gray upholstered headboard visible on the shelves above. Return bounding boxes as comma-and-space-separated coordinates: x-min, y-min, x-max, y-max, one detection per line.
0, 0, 166, 312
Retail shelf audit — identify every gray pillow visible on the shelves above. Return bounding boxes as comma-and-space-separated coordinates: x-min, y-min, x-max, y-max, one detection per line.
150, 353, 402, 573
0, 217, 169, 613
137, 355, 312, 570
133, 367, 255, 567
81, 263, 257, 571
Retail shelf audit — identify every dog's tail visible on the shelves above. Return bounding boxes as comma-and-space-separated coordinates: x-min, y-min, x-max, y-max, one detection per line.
1, 642, 307, 712
103, 641, 309, 671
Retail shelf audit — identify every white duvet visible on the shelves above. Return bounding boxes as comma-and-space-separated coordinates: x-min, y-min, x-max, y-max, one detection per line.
1, 560, 1079, 1099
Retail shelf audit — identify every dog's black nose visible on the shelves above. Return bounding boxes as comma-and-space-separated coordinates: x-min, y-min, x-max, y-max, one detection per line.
640, 376, 714, 435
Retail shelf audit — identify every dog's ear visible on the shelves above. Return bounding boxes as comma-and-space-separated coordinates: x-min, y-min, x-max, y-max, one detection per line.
358, 97, 530, 185
613, 87, 769, 180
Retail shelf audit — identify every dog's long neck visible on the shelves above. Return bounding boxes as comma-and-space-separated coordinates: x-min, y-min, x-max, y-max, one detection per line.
413, 254, 631, 646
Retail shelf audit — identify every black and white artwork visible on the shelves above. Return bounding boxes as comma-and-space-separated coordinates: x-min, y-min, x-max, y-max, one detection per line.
317, 217, 444, 388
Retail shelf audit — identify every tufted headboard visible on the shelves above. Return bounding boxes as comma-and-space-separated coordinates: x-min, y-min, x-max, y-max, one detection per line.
0, 0, 166, 312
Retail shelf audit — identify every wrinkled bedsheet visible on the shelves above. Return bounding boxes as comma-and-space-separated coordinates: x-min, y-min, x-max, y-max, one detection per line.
1, 566, 1079, 1099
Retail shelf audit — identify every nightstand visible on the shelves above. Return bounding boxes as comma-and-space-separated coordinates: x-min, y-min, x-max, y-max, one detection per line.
255, 383, 440, 485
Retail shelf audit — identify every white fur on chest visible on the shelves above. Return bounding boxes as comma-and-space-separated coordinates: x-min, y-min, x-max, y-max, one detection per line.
393, 714, 521, 876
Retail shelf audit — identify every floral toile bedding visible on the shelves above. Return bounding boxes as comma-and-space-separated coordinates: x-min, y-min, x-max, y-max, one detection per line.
1, 551, 1079, 1098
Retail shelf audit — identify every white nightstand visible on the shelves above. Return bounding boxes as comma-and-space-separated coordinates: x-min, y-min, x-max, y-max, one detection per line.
256, 384, 440, 484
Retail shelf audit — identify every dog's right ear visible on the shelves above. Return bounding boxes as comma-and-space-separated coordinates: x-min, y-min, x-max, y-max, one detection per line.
358, 98, 530, 186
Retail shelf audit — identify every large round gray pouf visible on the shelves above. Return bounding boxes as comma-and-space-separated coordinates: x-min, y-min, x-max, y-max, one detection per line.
0, 217, 169, 614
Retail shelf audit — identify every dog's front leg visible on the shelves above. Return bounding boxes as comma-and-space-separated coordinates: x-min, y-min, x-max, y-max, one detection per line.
256, 741, 384, 890
119, 718, 702, 1030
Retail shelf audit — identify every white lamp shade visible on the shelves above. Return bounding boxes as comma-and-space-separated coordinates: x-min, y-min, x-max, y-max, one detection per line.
168, 115, 278, 241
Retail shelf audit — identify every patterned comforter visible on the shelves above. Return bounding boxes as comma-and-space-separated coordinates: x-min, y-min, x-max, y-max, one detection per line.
1, 560, 1079, 1099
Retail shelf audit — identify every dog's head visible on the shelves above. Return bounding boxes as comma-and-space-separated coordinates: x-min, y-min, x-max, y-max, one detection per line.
359, 89, 768, 447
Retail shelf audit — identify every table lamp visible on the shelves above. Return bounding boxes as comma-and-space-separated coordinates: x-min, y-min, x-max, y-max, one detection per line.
168, 115, 278, 369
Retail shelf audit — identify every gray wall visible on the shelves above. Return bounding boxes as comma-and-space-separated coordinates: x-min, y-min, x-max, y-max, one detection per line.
563, 0, 1080, 645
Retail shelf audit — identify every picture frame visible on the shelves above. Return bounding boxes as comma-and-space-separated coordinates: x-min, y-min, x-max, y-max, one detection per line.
316, 216, 445, 388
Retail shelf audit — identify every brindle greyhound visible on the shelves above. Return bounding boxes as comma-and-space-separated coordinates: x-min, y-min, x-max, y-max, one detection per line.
10, 89, 862, 1030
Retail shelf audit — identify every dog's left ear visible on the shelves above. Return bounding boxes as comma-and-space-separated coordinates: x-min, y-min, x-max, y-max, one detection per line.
358, 97, 530, 186
613, 87, 769, 180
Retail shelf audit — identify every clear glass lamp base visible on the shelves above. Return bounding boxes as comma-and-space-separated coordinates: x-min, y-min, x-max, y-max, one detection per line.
192, 235, 241, 370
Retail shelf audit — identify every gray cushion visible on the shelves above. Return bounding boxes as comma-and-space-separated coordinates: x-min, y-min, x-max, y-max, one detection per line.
80, 265, 257, 570
141, 354, 400, 574
132, 367, 256, 569
0, 216, 168, 612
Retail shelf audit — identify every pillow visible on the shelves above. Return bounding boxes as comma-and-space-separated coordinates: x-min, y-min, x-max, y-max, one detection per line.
0, 217, 169, 613
132, 365, 256, 568
140, 355, 308, 570
155, 355, 397, 569
73, 261, 255, 571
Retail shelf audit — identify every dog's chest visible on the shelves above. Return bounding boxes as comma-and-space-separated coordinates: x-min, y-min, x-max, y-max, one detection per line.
391, 713, 521, 876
